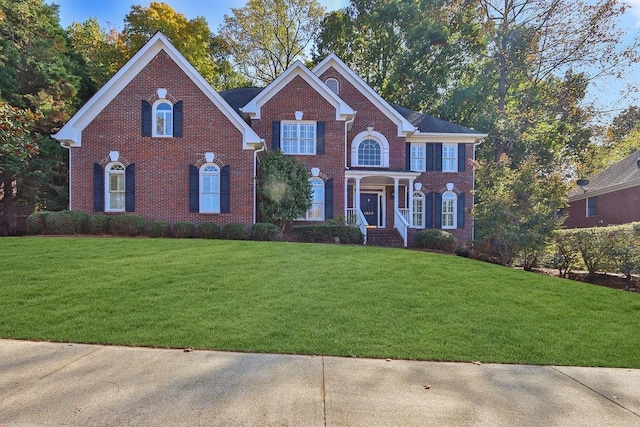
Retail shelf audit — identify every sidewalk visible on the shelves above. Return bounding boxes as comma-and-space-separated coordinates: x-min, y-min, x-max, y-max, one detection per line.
1, 339, 638, 426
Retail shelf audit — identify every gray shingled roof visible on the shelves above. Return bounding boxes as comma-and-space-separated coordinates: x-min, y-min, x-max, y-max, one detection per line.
392, 105, 479, 134
219, 87, 264, 115
570, 149, 640, 199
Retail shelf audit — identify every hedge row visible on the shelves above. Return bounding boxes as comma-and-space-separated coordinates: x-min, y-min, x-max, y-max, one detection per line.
26, 212, 282, 241
291, 225, 364, 244
546, 223, 640, 279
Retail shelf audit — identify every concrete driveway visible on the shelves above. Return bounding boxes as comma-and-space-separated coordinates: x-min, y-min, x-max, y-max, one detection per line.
1, 339, 638, 426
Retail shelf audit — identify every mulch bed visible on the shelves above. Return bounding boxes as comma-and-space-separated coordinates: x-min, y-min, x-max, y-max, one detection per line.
531, 268, 640, 293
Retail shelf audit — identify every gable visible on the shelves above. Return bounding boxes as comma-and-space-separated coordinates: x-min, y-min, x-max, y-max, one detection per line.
569, 150, 640, 201
53, 32, 261, 149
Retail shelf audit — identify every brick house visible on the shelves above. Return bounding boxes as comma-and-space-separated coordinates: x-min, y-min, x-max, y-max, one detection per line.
53, 33, 486, 246
564, 150, 640, 228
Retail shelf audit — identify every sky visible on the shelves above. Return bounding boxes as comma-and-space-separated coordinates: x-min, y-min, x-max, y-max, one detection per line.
48, 0, 640, 125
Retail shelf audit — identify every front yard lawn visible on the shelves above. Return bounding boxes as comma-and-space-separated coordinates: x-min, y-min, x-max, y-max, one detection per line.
1, 237, 638, 367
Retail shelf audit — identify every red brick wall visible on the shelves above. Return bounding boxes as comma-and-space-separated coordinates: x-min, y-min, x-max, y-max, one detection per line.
71, 51, 254, 226
564, 186, 640, 228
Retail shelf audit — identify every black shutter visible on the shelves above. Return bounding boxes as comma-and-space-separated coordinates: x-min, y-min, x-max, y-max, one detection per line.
405, 142, 411, 170
125, 163, 135, 212
435, 143, 443, 172
220, 165, 230, 213
173, 101, 183, 137
325, 178, 333, 220
141, 101, 152, 136
425, 192, 433, 228
93, 163, 104, 212
458, 143, 466, 172
316, 121, 325, 154
457, 193, 465, 229
189, 165, 199, 213
426, 143, 434, 172
434, 192, 442, 228
272, 121, 281, 151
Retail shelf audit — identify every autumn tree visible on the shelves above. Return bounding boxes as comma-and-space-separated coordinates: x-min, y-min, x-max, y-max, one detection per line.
220, 0, 326, 85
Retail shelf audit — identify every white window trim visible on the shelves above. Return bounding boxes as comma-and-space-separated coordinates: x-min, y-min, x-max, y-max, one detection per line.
152, 99, 173, 138
105, 162, 125, 213
350, 130, 390, 167
412, 191, 425, 228
442, 191, 457, 229
443, 143, 457, 172
410, 143, 426, 172
306, 177, 325, 221
200, 163, 220, 214
281, 121, 317, 155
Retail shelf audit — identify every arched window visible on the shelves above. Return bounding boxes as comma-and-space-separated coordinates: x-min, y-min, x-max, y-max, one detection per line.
325, 78, 339, 95
412, 191, 425, 228
154, 101, 173, 136
307, 178, 324, 220
106, 163, 125, 212
442, 191, 457, 229
200, 164, 220, 213
358, 139, 381, 166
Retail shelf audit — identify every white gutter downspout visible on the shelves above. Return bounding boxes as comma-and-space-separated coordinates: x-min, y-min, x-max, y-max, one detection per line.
253, 140, 267, 224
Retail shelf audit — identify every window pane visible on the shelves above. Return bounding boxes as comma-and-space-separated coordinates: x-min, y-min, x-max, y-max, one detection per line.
202, 175, 219, 193
201, 194, 219, 212
443, 145, 456, 172
109, 174, 124, 191
110, 193, 125, 210
358, 139, 381, 166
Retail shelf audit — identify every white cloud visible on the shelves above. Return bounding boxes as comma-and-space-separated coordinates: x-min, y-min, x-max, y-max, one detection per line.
626, 0, 640, 27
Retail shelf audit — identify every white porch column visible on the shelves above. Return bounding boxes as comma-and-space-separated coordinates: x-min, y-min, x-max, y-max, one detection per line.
393, 179, 399, 213
408, 179, 414, 227
355, 178, 362, 211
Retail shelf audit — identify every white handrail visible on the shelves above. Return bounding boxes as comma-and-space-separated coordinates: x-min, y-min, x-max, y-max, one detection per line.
346, 207, 368, 244
394, 208, 409, 247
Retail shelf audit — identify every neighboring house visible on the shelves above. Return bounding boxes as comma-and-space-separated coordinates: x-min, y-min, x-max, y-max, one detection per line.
53, 33, 486, 246
564, 150, 640, 228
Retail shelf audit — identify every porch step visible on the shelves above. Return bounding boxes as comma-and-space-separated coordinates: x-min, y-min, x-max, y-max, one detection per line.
365, 228, 405, 248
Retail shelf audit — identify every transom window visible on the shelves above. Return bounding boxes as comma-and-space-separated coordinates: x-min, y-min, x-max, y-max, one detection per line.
200, 164, 220, 213
307, 178, 324, 221
442, 191, 456, 229
412, 191, 424, 228
443, 144, 457, 172
411, 144, 425, 172
358, 139, 382, 166
282, 122, 316, 155
106, 163, 125, 212
154, 101, 173, 137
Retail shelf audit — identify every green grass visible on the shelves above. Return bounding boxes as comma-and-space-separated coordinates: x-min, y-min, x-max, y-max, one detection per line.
1, 237, 639, 368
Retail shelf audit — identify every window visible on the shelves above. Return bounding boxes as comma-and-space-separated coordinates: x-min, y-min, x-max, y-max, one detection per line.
281, 122, 316, 155
442, 144, 457, 172
325, 78, 339, 95
307, 178, 324, 220
442, 191, 456, 229
411, 144, 425, 172
200, 164, 220, 213
358, 139, 382, 166
586, 196, 597, 218
412, 191, 424, 228
106, 163, 125, 212
154, 101, 173, 137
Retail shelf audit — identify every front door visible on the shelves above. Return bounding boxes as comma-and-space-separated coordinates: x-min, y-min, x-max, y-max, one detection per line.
360, 193, 379, 227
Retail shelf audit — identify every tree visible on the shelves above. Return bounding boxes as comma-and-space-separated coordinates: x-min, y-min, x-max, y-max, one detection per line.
220, 0, 326, 85
257, 150, 311, 232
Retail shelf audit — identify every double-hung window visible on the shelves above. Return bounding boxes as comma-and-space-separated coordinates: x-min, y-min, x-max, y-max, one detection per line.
200, 164, 220, 213
586, 196, 597, 218
307, 178, 324, 220
154, 101, 173, 137
442, 191, 456, 229
106, 163, 125, 212
411, 144, 425, 172
442, 144, 457, 172
282, 122, 316, 155
412, 191, 425, 228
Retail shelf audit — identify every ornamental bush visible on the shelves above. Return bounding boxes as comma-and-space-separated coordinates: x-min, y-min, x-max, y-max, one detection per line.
222, 223, 249, 240
109, 215, 146, 236
26, 211, 53, 235
44, 211, 89, 235
173, 221, 195, 238
197, 222, 220, 239
252, 222, 280, 241
88, 214, 111, 235
147, 220, 171, 238
414, 229, 457, 253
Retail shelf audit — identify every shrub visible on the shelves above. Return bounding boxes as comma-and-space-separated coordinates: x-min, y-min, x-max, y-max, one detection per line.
455, 246, 471, 258
173, 221, 195, 238
291, 225, 364, 244
222, 223, 249, 240
88, 215, 111, 235
109, 215, 146, 236
252, 222, 280, 241
44, 211, 89, 235
197, 222, 220, 239
147, 220, 171, 238
26, 211, 53, 235
414, 229, 457, 253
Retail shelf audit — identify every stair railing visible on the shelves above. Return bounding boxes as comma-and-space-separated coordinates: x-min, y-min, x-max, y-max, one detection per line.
394, 208, 409, 247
